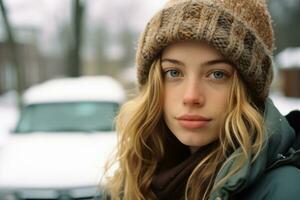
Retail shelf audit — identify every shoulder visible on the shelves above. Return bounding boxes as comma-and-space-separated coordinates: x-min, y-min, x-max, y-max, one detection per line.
265, 165, 300, 188
238, 166, 300, 200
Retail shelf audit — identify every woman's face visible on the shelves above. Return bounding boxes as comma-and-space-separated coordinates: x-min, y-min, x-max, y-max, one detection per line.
161, 41, 234, 153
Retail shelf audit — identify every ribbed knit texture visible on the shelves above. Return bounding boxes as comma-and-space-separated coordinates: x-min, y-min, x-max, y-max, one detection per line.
136, 0, 275, 104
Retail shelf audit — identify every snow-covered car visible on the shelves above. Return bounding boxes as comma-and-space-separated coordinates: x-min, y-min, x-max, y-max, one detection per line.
0, 76, 125, 200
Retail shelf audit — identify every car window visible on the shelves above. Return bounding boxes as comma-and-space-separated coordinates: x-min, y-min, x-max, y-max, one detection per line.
14, 102, 119, 133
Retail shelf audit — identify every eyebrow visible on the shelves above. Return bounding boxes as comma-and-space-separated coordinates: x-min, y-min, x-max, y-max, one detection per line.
161, 58, 233, 67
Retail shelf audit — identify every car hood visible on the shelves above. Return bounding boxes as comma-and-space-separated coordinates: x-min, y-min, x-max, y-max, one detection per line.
0, 132, 117, 188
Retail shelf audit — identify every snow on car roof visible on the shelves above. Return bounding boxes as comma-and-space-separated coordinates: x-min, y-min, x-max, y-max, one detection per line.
23, 76, 125, 105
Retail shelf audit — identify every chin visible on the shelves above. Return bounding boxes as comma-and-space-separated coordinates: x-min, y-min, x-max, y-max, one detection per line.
176, 135, 211, 148
172, 128, 218, 147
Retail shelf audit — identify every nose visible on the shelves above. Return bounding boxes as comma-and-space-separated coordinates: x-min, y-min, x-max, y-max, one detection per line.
182, 79, 205, 107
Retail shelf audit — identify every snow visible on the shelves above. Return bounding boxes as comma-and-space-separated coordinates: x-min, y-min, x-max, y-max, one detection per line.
0, 132, 117, 188
276, 47, 300, 69
270, 93, 300, 115
23, 76, 125, 105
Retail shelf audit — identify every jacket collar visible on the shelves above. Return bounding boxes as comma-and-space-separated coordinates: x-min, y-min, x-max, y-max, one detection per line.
209, 98, 296, 200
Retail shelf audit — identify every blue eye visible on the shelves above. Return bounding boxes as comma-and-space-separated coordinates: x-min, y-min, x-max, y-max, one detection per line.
211, 71, 226, 79
165, 69, 182, 78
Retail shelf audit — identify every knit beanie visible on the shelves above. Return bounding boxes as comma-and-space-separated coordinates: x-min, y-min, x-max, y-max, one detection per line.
136, 0, 275, 105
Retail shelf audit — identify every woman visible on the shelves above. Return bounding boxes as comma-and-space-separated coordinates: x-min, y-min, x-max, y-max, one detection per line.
104, 0, 300, 199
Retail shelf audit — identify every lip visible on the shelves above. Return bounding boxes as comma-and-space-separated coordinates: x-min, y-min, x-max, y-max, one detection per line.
176, 114, 212, 129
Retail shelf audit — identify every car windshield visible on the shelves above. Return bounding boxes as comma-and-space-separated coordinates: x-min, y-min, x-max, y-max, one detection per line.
14, 102, 119, 133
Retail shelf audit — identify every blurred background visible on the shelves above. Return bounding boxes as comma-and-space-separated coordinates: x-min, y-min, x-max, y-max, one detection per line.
0, 0, 300, 121
0, 0, 166, 131
0, 0, 299, 199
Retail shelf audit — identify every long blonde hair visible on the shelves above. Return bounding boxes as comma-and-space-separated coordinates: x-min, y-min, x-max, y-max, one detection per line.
104, 58, 265, 200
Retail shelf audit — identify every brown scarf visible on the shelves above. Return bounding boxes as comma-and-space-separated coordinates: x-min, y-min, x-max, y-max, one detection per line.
151, 134, 217, 200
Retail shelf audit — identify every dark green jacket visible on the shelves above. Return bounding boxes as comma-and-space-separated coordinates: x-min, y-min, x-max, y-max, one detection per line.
209, 99, 300, 200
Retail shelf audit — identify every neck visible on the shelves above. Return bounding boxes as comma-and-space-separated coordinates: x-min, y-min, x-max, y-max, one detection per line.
189, 146, 200, 154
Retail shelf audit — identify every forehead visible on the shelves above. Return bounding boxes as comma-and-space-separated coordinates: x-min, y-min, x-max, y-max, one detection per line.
161, 41, 225, 60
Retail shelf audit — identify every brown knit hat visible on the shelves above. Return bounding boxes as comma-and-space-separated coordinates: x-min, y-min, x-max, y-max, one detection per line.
136, 0, 275, 104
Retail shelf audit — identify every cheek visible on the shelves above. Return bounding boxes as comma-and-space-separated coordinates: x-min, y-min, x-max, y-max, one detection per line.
209, 87, 230, 114
215, 85, 230, 101
163, 85, 183, 123
163, 85, 177, 107
218, 93, 228, 110
163, 91, 172, 118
